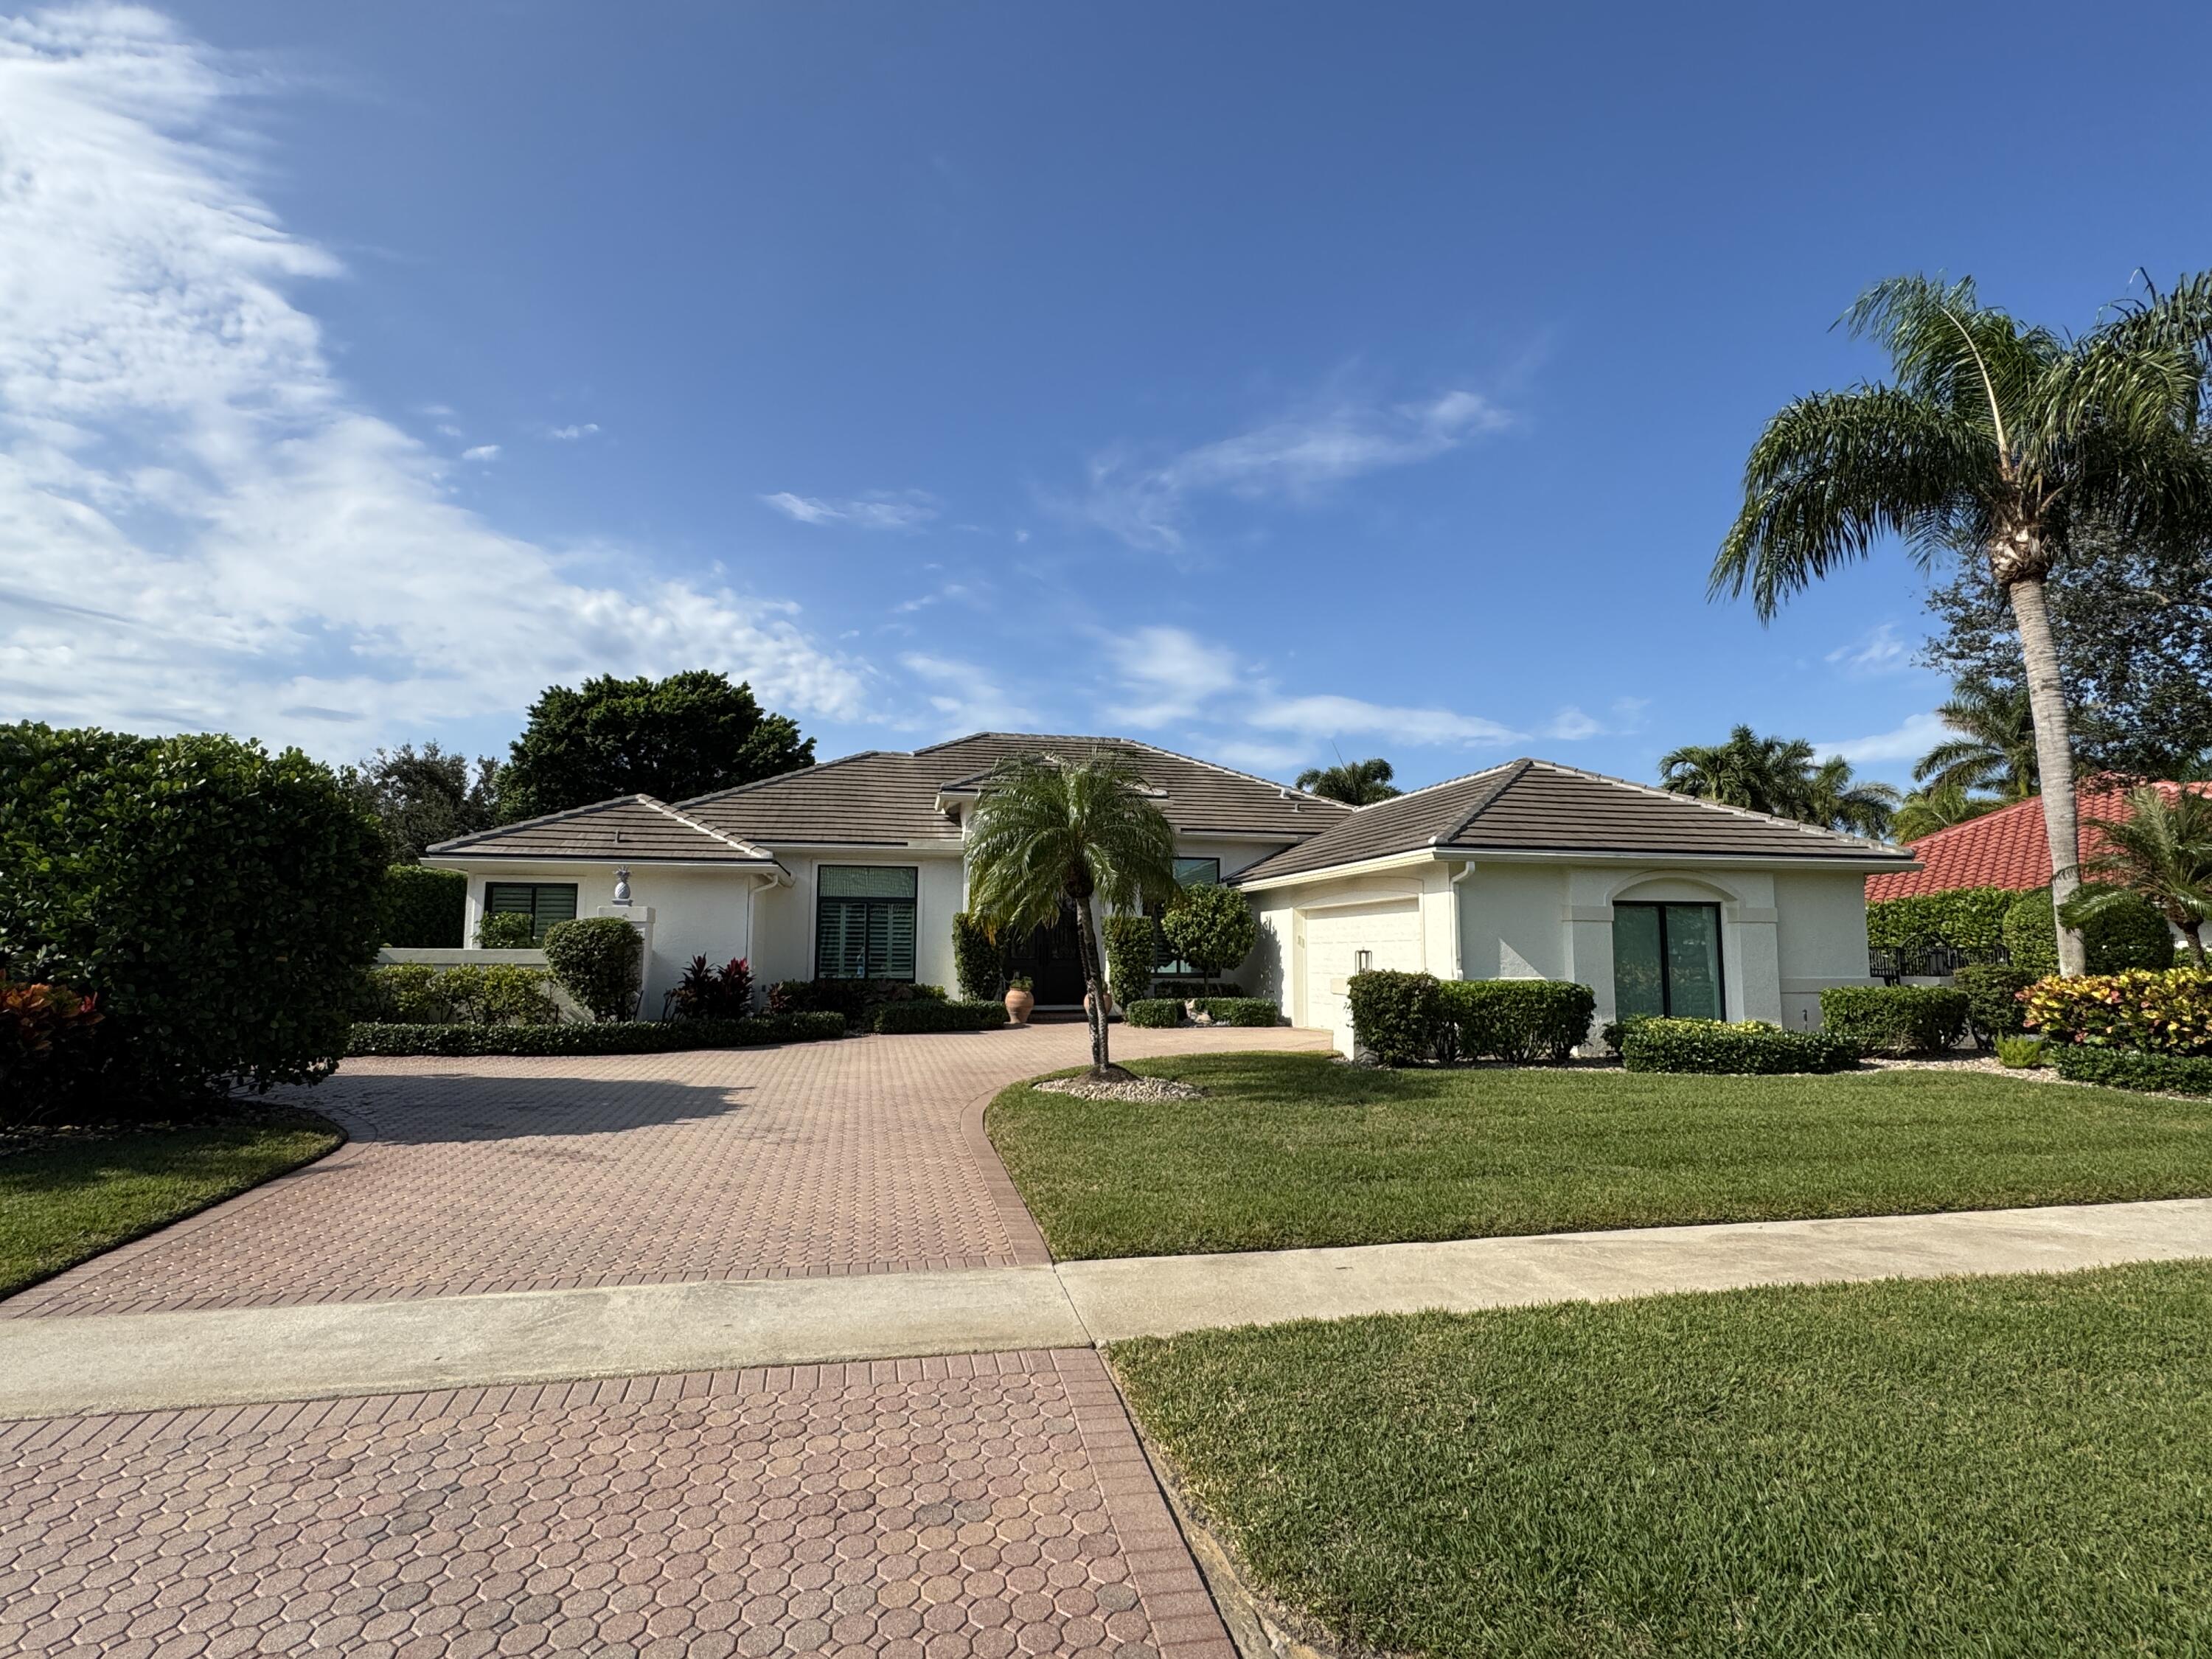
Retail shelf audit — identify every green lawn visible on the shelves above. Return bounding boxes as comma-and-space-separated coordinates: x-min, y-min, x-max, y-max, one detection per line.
0, 1108, 344, 1299
1113, 1264, 2212, 1658
987, 1051, 2212, 1259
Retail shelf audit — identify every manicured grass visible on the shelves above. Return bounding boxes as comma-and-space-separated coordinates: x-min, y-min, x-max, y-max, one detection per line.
0, 1108, 343, 1299
1113, 1264, 2212, 1658
987, 1051, 2212, 1259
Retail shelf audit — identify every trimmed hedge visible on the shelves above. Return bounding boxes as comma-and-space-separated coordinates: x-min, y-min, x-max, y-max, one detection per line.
346, 1012, 845, 1057
1437, 979, 1595, 1063
870, 999, 1009, 1034
768, 979, 947, 1019
2050, 1043, 2212, 1097
1955, 962, 2035, 1048
360, 962, 562, 1027
1103, 912, 1161, 1006
1818, 985, 1971, 1056
1195, 997, 1280, 1028
1864, 886, 2014, 956
951, 911, 1007, 1001
381, 864, 467, 947
476, 911, 536, 949
2024, 967, 2212, 1054
1347, 970, 1442, 1065
2005, 886, 2175, 978
1621, 1018, 1860, 1075
1125, 998, 1183, 1029
543, 917, 644, 1021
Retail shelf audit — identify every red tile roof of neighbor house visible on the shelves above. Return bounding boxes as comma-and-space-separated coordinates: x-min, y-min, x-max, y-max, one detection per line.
1865, 781, 2208, 900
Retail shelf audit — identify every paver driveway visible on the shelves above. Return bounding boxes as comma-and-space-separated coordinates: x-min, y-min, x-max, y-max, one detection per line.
6, 1024, 1328, 1319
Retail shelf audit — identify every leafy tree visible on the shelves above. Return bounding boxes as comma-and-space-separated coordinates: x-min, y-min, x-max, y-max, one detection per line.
1891, 781, 2003, 843
497, 670, 813, 821
1913, 675, 2039, 799
1161, 883, 1259, 992
347, 742, 498, 860
1658, 726, 1899, 835
963, 750, 1177, 1077
1294, 757, 1401, 805
2065, 785, 2212, 963
1714, 274, 2212, 972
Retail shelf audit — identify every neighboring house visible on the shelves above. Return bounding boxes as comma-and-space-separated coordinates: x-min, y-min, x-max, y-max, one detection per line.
1867, 781, 2208, 901
425, 734, 1914, 1050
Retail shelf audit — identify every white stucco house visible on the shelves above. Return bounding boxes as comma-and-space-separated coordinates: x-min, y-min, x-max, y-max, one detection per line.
423, 733, 1916, 1051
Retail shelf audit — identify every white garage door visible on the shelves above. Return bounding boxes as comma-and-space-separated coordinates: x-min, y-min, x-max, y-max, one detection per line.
1301, 899, 1422, 1040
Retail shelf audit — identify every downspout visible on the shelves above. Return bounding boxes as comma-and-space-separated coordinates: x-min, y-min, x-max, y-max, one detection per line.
1447, 861, 1475, 981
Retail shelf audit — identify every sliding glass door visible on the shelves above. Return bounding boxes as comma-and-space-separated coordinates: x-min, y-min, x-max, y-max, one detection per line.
1612, 902, 1723, 1020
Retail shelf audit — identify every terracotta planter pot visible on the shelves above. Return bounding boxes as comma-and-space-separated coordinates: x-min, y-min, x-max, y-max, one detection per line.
1084, 988, 1116, 1020
1004, 987, 1034, 1026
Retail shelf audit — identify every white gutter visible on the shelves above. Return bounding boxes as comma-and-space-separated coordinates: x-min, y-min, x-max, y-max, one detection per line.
1236, 843, 1918, 894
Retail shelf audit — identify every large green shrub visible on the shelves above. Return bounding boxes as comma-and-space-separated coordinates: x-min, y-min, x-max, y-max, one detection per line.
1436, 979, 1596, 1063
1347, 970, 1443, 1065
2024, 967, 2212, 1054
542, 917, 644, 1021
380, 864, 467, 947
2050, 1043, 2212, 1096
1621, 1018, 1859, 1075
0, 723, 386, 1110
1103, 912, 1161, 1005
1818, 985, 1971, 1056
951, 911, 1008, 1001
1161, 885, 1258, 988
1195, 996, 1280, 1027
1125, 998, 1183, 1029
2004, 886, 2174, 978
475, 911, 537, 950
361, 963, 562, 1027
766, 979, 946, 1019
1864, 886, 2015, 956
1955, 962, 2035, 1047
347, 1012, 844, 1057
870, 999, 1009, 1034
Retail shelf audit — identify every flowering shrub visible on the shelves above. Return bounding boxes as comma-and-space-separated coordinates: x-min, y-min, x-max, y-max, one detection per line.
1, 975, 103, 1127
2022, 967, 2212, 1055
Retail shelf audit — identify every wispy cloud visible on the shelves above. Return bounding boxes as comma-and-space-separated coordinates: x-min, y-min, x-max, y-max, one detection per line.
460, 443, 500, 462
1248, 694, 1520, 748
898, 652, 1031, 734
0, 7, 864, 757
547, 422, 599, 440
1826, 622, 1916, 676
1814, 712, 1947, 767
761, 490, 938, 530
1069, 389, 1512, 551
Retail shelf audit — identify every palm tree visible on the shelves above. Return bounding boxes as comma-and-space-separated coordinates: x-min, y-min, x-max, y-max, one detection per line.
1658, 727, 1814, 817
1914, 675, 2039, 799
1804, 755, 1902, 839
1891, 780, 2003, 843
1294, 757, 1401, 805
1712, 273, 2212, 974
2065, 785, 2212, 963
964, 748, 1178, 1077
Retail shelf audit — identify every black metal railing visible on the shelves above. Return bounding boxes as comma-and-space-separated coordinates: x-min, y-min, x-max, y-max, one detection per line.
1868, 945, 2011, 982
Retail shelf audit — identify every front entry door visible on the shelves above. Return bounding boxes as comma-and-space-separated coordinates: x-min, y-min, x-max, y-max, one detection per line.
1005, 905, 1087, 1005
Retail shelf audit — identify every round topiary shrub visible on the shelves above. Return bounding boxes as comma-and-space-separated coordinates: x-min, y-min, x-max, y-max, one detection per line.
1161, 884, 1257, 990
542, 917, 644, 1021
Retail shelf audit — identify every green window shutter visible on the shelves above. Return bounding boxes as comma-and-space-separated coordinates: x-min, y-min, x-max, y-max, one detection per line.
815, 866, 920, 980
484, 882, 577, 944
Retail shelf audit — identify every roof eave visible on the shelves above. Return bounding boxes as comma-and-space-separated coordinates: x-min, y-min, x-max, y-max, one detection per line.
1237, 844, 1921, 891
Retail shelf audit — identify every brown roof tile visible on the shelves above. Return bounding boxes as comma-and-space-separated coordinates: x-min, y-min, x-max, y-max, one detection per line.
427, 796, 780, 865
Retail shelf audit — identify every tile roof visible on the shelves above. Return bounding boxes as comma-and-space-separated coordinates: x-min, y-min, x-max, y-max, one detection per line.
675, 733, 1351, 846
1235, 759, 1912, 883
1864, 782, 2209, 900
426, 796, 780, 865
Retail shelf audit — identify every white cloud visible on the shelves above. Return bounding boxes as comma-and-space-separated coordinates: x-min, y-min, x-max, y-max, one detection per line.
460, 443, 500, 462
1071, 389, 1512, 551
0, 7, 866, 757
897, 652, 1031, 733
1544, 705, 1601, 740
1815, 712, 1947, 766
761, 490, 937, 530
1826, 622, 1916, 676
548, 422, 599, 440
1248, 694, 1521, 748
1103, 625, 1241, 725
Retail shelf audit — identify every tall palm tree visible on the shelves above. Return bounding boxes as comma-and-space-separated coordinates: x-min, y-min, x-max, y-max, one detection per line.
1914, 674, 2039, 799
2065, 785, 2212, 963
1891, 780, 2003, 843
1658, 726, 1814, 817
1712, 273, 2212, 973
1804, 755, 1902, 839
1294, 757, 1401, 805
964, 749, 1178, 1077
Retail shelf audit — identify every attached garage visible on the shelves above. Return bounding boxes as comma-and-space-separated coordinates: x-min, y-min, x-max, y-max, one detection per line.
1297, 893, 1425, 1039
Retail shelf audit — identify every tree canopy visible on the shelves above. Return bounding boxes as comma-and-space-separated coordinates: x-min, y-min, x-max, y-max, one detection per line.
1658, 726, 1899, 838
347, 742, 498, 860
495, 670, 813, 821
1295, 757, 1401, 806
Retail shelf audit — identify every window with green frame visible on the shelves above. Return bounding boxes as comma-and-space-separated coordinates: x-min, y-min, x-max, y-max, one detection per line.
816, 865, 919, 980
1154, 856, 1221, 977
483, 882, 579, 944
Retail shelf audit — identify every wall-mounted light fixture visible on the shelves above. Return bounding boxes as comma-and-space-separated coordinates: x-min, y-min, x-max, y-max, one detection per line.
1354, 949, 1372, 974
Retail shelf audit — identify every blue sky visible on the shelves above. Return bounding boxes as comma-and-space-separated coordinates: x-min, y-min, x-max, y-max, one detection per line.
4, 2, 2211, 792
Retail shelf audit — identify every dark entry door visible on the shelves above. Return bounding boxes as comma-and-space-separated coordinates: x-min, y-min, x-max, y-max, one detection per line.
1005, 906, 1087, 1005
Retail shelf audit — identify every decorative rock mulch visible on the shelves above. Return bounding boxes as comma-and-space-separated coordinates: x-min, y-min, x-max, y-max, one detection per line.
1035, 1074, 1208, 1103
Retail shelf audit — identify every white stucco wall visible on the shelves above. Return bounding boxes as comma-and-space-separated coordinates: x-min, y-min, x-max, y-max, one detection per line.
1249, 862, 1458, 1051
1772, 871, 1881, 1029
748, 851, 967, 993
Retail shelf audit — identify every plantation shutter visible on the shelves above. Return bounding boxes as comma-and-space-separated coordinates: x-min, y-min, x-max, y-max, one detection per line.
815, 866, 919, 980
484, 882, 577, 943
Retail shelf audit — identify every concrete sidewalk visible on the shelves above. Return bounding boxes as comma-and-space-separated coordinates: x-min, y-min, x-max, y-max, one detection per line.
5, 1197, 2210, 1419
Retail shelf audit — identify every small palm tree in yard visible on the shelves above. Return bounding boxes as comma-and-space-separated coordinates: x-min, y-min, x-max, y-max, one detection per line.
1713, 273, 2212, 973
1294, 757, 1401, 805
2065, 786, 2212, 964
964, 750, 1178, 1077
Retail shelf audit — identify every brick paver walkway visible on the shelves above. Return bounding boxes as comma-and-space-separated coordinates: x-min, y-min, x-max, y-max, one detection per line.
0, 1349, 1234, 1658
6, 1025, 1326, 1319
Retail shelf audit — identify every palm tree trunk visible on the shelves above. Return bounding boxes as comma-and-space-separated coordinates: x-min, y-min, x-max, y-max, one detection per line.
2183, 920, 2206, 966
1071, 895, 1111, 1074
2005, 574, 2086, 975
